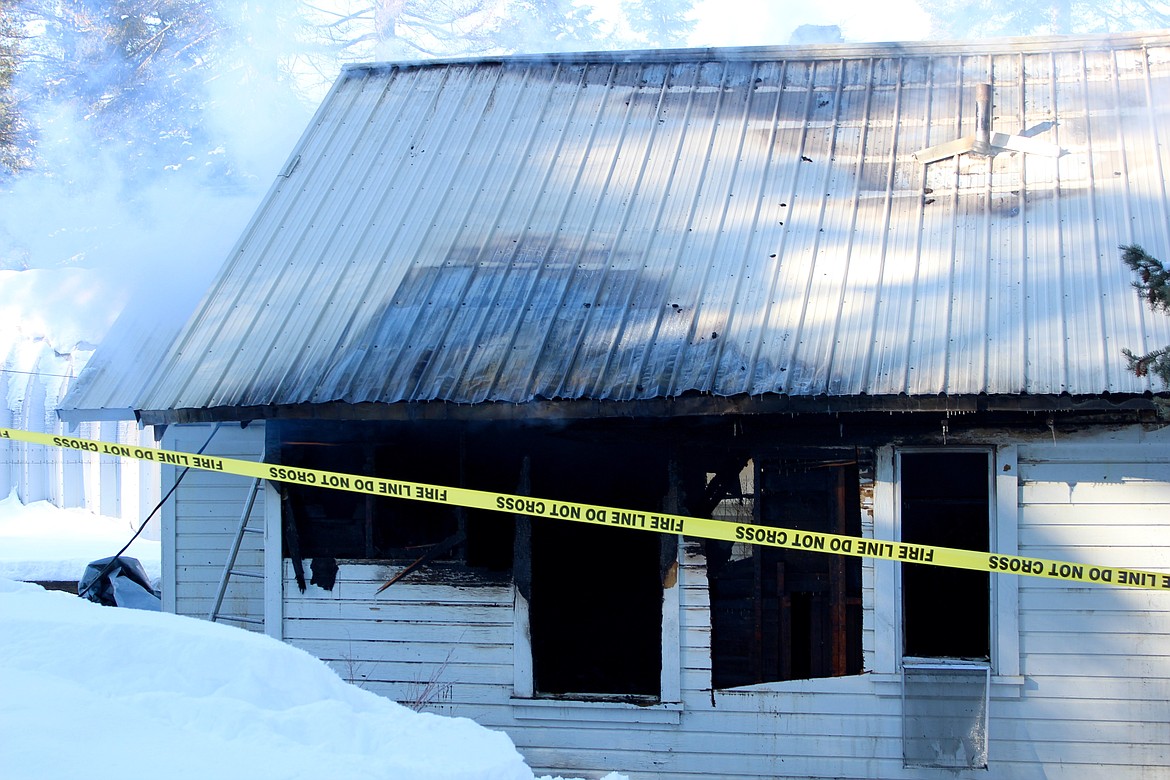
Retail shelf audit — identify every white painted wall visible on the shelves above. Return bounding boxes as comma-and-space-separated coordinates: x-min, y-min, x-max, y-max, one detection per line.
168, 421, 1170, 778
162, 422, 266, 630
282, 564, 516, 717
1005, 428, 1170, 773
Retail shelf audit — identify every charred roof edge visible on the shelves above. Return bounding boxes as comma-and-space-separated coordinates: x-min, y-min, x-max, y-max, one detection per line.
339, 30, 1170, 76
136, 393, 1170, 427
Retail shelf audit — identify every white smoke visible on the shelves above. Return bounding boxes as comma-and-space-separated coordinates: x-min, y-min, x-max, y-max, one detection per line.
1, 6, 315, 344
0, 3, 315, 505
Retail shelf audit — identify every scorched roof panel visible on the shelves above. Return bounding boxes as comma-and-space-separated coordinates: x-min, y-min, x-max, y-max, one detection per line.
63, 33, 1170, 421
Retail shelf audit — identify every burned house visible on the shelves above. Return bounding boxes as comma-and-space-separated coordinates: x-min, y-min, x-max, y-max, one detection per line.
62, 32, 1170, 779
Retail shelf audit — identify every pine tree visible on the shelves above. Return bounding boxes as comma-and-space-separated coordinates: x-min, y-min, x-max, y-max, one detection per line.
15, 0, 228, 181
621, 0, 695, 49
496, 0, 603, 53
0, 0, 31, 177
923, 0, 1169, 39
1121, 244, 1170, 385
10, 1, 307, 185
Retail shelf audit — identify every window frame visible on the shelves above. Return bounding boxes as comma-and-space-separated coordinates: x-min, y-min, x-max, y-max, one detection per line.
871, 445, 1020, 679
899, 449, 993, 659
705, 454, 865, 688
512, 543, 682, 709
510, 454, 683, 710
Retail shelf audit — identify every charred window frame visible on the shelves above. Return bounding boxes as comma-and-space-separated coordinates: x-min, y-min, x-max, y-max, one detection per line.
273, 420, 673, 702
274, 423, 514, 576
512, 433, 672, 703
705, 452, 864, 688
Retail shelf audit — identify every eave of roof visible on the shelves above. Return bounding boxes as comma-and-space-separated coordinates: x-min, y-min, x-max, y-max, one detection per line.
137, 391, 1169, 427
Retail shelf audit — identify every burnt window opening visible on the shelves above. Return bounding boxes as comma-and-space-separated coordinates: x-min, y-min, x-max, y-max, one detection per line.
706, 455, 863, 688
900, 451, 990, 660
518, 435, 668, 701
276, 426, 514, 574
275, 419, 667, 699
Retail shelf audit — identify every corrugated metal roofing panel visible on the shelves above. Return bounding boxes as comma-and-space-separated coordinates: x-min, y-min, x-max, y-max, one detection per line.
61, 33, 1170, 422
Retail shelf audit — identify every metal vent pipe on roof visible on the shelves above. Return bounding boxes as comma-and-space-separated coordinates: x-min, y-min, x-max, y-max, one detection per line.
973, 83, 993, 155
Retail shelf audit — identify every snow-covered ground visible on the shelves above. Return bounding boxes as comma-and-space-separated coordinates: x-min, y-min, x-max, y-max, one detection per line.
0, 489, 160, 584
0, 497, 624, 780
0, 578, 537, 780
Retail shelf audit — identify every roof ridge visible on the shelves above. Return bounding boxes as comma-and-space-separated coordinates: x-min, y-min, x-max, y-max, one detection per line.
343, 30, 1170, 74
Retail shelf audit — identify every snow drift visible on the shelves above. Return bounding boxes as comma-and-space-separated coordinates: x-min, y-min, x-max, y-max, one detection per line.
0, 578, 536, 780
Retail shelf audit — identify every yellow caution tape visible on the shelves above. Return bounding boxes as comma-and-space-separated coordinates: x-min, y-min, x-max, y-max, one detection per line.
3, 426, 1168, 590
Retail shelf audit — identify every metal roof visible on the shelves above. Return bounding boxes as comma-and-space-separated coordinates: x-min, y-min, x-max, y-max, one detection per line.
63, 33, 1170, 424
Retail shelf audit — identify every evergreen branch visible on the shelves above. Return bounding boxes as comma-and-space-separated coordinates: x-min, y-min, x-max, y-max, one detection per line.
1123, 346, 1170, 385
1121, 245, 1170, 387
1120, 243, 1170, 313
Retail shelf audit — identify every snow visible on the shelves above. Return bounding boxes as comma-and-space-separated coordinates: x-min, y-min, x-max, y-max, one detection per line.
0, 490, 160, 584
0, 498, 626, 780
0, 578, 536, 780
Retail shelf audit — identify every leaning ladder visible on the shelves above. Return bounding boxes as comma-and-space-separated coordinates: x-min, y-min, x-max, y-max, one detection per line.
208, 476, 265, 626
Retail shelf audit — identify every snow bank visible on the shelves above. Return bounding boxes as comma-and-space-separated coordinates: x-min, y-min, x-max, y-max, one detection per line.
0, 490, 160, 583
0, 579, 536, 780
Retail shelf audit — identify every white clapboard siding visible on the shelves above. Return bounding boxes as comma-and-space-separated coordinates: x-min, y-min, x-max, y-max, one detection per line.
1008, 430, 1170, 775
536, 427, 1169, 779
163, 422, 266, 629
282, 562, 516, 711
672, 557, 913, 780
258, 425, 1170, 779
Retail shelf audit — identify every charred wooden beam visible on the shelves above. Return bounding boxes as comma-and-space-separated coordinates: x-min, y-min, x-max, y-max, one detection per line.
375, 531, 467, 593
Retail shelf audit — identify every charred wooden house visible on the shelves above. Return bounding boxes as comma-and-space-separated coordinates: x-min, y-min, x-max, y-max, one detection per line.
63, 32, 1170, 779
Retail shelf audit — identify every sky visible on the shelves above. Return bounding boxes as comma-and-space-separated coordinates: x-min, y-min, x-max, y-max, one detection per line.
648, 0, 931, 46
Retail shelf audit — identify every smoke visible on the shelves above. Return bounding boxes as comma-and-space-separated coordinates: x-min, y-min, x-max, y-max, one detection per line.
0, 5, 315, 356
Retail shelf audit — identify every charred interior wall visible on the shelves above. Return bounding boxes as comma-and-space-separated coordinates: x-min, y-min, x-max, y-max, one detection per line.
699, 453, 866, 686
267, 408, 1152, 696
272, 418, 674, 698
